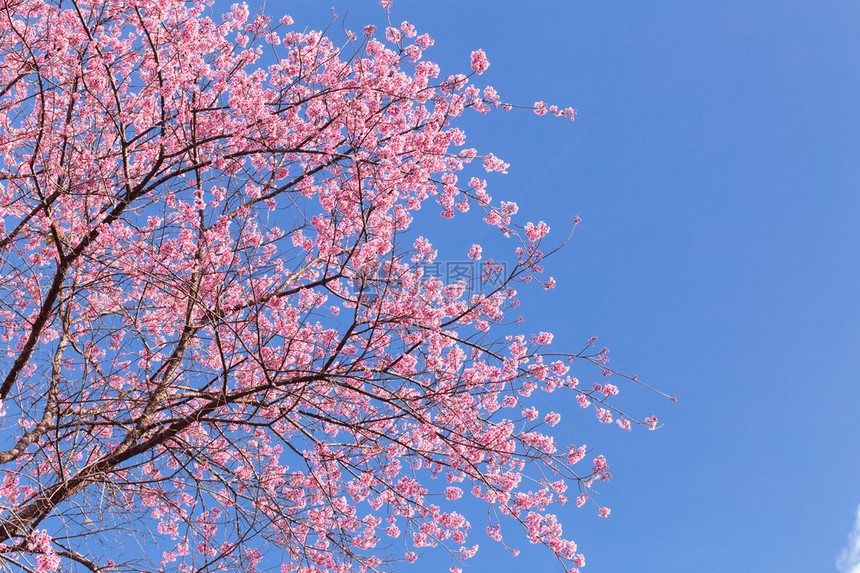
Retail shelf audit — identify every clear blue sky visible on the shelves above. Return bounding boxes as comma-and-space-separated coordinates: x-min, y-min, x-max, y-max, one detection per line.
267, 1, 860, 571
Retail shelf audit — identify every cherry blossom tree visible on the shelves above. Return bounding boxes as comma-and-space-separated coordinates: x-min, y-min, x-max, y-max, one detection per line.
0, 0, 670, 571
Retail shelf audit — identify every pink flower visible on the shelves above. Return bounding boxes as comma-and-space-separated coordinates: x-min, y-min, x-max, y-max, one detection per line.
400, 21, 416, 38
386, 27, 402, 43
468, 244, 482, 260
416, 33, 434, 49
470, 49, 490, 74
525, 220, 550, 242
598, 507, 611, 518
36, 554, 61, 572
482, 153, 508, 173
533, 331, 553, 345
567, 445, 587, 465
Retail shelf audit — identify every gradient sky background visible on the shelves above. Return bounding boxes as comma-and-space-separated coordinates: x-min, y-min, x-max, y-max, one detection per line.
251, 1, 860, 571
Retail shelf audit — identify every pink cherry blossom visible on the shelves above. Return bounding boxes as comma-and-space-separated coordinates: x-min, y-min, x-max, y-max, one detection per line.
470, 49, 490, 74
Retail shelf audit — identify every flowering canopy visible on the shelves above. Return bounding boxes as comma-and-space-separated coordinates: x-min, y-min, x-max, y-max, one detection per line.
0, 0, 665, 571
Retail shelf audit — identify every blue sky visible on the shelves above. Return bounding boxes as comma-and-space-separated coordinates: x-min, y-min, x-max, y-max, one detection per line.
270, 1, 860, 571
